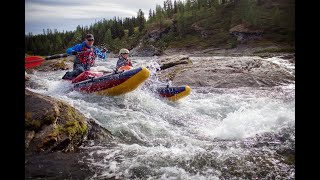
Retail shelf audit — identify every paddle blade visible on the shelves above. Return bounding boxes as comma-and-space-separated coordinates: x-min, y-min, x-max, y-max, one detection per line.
25, 56, 45, 69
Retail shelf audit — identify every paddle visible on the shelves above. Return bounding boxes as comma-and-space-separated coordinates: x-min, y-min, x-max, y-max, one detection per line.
45, 53, 69, 60
25, 53, 70, 69
25, 56, 45, 69
25, 48, 107, 69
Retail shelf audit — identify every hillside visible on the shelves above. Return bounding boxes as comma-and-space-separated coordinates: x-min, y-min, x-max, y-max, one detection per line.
142, 0, 295, 55
25, 0, 295, 56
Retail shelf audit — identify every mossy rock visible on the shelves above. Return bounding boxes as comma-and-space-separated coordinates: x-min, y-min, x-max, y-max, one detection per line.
25, 89, 89, 153
60, 120, 88, 137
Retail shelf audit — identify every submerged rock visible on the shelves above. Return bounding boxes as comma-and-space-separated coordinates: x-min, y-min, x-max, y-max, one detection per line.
25, 151, 94, 179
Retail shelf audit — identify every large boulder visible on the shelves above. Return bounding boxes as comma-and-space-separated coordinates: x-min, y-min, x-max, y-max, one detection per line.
156, 55, 295, 88
25, 89, 113, 154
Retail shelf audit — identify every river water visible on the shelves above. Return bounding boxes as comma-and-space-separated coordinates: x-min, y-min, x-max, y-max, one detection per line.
26, 56, 295, 179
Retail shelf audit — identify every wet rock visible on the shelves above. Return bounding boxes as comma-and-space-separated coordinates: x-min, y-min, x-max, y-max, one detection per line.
25, 89, 115, 178
25, 89, 114, 154
25, 89, 88, 154
84, 119, 114, 145
157, 55, 192, 70
156, 55, 295, 88
25, 151, 94, 179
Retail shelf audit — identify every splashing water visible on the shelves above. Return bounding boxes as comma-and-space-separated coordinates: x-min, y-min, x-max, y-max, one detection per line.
26, 56, 295, 179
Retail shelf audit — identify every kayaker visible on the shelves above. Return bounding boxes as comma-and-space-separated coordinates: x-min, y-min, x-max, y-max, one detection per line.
116, 48, 132, 70
62, 34, 107, 80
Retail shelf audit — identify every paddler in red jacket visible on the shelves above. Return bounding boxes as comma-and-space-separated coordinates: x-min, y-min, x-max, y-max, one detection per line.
62, 34, 107, 80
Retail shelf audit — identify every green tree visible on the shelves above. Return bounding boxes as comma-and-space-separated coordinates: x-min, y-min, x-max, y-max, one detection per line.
128, 21, 135, 37
155, 5, 165, 29
104, 29, 113, 49
137, 9, 146, 33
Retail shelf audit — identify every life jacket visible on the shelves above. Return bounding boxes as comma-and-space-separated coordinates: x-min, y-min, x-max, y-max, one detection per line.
118, 65, 133, 71
116, 55, 132, 69
76, 45, 97, 66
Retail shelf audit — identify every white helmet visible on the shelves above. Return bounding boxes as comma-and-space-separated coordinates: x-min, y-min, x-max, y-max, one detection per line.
119, 48, 130, 54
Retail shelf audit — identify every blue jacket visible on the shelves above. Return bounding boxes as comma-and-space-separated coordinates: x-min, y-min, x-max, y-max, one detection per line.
66, 41, 106, 60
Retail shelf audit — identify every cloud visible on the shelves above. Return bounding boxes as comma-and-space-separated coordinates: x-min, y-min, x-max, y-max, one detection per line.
25, 0, 165, 34
26, 0, 163, 20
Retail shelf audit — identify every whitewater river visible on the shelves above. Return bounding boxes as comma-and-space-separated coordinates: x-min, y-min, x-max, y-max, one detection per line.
26, 56, 295, 179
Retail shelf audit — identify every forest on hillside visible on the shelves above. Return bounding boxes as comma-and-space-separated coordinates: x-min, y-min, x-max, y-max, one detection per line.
25, 0, 295, 56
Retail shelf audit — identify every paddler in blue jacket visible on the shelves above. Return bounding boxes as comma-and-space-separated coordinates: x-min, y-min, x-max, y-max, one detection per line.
62, 34, 107, 80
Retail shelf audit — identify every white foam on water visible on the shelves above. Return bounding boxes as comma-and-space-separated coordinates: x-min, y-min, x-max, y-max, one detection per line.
211, 97, 295, 139
26, 56, 295, 179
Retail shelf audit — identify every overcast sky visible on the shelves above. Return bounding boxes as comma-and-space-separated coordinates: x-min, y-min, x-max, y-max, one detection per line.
25, 0, 165, 35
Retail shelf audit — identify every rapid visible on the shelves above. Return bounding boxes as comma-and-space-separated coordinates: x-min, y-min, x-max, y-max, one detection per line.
26, 56, 295, 179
